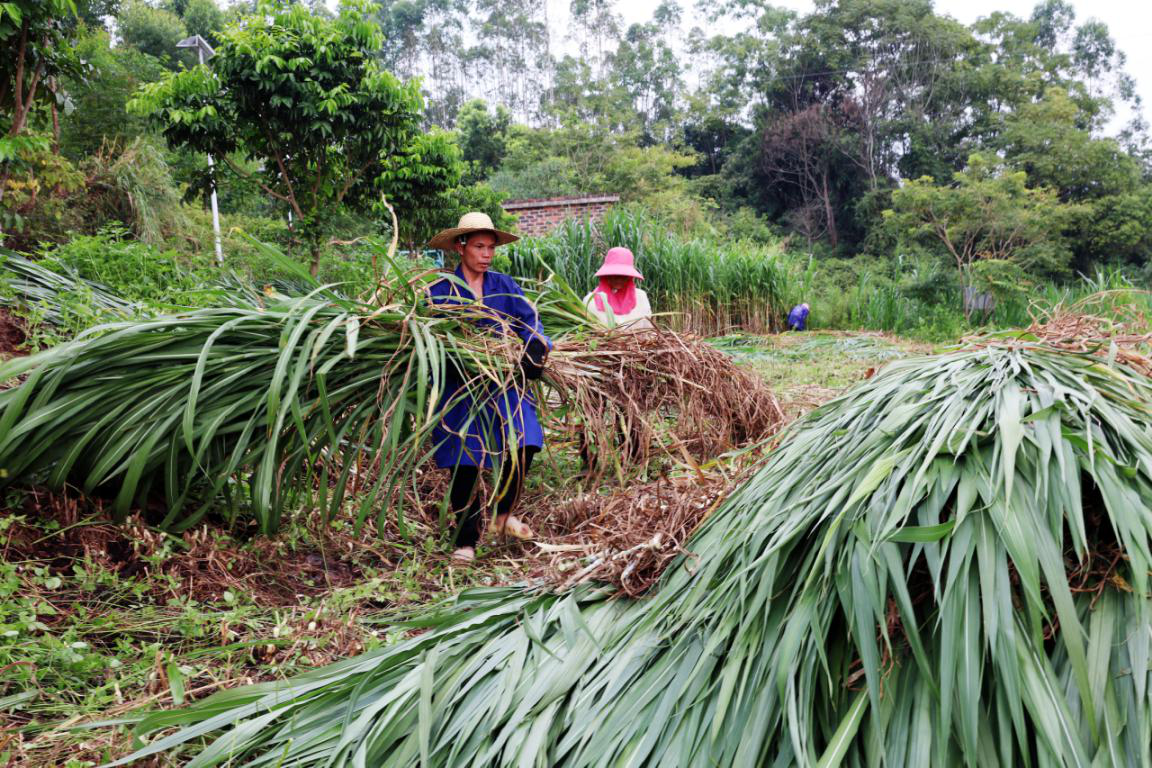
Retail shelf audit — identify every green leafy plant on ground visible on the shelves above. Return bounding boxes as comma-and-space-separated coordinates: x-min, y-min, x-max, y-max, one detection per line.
106, 339, 1152, 766
36, 225, 207, 304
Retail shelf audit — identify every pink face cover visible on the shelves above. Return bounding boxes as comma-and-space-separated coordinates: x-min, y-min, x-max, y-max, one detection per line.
592, 247, 643, 316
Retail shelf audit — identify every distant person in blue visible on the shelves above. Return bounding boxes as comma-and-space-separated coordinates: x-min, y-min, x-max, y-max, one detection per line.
787, 302, 810, 331
426, 212, 550, 562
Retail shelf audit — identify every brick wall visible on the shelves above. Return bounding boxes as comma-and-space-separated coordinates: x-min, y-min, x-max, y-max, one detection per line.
503, 195, 620, 237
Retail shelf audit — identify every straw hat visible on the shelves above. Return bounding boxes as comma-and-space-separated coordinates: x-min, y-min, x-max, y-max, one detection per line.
427, 211, 518, 250
594, 247, 644, 280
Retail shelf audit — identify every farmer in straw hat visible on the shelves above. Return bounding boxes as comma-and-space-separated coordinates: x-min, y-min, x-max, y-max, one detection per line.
427, 212, 550, 562
583, 247, 653, 330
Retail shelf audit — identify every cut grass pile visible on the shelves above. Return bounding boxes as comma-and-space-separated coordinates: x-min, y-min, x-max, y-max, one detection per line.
711, 330, 931, 417
100, 329, 1152, 766
548, 329, 783, 480
0, 253, 783, 541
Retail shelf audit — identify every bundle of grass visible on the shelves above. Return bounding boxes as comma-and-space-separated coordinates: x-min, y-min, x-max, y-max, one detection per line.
1, 248, 138, 326
109, 337, 1152, 766
0, 253, 775, 536
0, 265, 531, 534
546, 328, 784, 479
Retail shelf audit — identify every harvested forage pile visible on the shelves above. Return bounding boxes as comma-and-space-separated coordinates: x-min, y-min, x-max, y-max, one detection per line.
0, 270, 781, 534
0, 289, 529, 534
110, 339, 1152, 766
546, 328, 783, 478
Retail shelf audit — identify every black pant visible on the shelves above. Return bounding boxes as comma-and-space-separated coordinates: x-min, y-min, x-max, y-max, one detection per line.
449, 447, 538, 548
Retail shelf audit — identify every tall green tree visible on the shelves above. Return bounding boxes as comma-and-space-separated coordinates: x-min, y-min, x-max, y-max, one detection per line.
568, 0, 621, 81
608, 2, 683, 144
971, 1, 1138, 130
371, 0, 473, 125
59, 26, 166, 159
77, 0, 122, 25
0, 0, 85, 228
993, 87, 1151, 269
377, 128, 511, 252
376, 129, 464, 251
130, 0, 426, 275
996, 88, 1142, 201
179, 0, 225, 44
1, 1, 83, 140
116, 0, 188, 67
885, 153, 1082, 316
374, 0, 431, 78
455, 98, 510, 183
466, 0, 551, 123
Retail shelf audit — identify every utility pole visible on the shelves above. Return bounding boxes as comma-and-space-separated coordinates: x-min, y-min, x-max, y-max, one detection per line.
176, 35, 223, 265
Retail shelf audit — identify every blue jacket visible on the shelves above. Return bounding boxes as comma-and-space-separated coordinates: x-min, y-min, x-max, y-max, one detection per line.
787, 304, 809, 331
427, 267, 550, 468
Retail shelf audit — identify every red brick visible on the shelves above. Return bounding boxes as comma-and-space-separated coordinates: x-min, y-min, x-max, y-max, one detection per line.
502, 195, 620, 237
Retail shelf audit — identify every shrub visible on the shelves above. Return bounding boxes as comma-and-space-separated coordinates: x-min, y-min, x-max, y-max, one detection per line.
38, 224, 209, 305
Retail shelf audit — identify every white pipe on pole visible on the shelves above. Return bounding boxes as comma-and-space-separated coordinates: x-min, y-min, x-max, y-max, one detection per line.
197, 45, 224, 266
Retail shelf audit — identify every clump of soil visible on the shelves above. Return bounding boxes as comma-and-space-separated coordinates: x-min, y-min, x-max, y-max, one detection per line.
4, 489, 388, 607
0, 307, 26, 358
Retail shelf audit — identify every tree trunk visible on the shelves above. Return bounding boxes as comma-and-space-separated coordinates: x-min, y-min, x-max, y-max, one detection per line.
9, 23, 44, 140
50, 79, 60, 154
821, 171, 838, 248
310, 243, 321, 278
960, 266, 973, 324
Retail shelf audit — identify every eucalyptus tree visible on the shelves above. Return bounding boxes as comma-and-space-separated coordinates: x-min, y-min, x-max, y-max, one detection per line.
468, 0, 552, 122
568, 0, 622, 82
608, 2, 683, 145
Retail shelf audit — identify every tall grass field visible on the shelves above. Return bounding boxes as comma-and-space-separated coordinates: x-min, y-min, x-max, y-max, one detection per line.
500, 207, 813, 335
499, 208, 1152, 340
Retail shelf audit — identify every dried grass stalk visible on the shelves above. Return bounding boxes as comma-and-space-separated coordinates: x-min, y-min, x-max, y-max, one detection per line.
545, 327, 784, 480
525, 472, 737, 596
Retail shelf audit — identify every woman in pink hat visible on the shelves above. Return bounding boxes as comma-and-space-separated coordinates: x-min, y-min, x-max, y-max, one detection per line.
582, 247, 653, 330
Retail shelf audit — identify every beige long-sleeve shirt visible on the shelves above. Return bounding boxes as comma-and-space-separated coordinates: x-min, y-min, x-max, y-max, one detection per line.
582, 288, 654, 330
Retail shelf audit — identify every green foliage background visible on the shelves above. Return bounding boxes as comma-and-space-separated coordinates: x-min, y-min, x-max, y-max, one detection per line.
1, 0, 1151, 332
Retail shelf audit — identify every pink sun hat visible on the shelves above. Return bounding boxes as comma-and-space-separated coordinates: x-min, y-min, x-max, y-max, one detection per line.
594, 247, 644, 280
